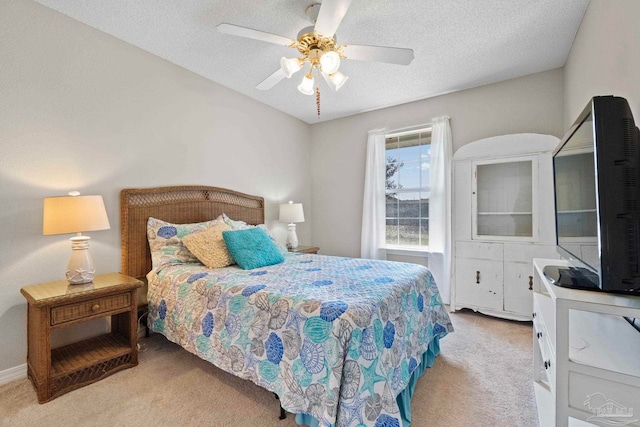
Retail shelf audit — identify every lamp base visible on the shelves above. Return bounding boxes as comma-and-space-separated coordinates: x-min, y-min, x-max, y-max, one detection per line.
286, 223, 299, 249
66, 235, 95, 284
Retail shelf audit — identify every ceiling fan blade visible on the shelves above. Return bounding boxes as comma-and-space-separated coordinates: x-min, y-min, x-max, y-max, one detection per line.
314, 0, 353, 38
256, 69, 286, 90
343, 44, 415, 65
217, 23, 293, 47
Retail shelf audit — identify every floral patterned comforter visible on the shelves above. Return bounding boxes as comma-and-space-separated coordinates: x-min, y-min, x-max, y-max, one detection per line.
147, 253, 453, 427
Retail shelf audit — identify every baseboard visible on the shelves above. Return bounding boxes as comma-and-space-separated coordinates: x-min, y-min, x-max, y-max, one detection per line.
0, 363, 27, 386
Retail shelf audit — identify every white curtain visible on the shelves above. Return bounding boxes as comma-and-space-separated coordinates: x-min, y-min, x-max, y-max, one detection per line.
361, 129, 387, 260
428, 116, 452, 303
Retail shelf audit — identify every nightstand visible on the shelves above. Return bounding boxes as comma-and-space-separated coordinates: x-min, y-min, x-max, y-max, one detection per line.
21, 273, 143, 403
288, 245, 319, 254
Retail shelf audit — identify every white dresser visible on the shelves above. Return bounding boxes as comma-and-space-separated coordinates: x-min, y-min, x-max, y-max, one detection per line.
533, 258, 640, 427
451, 133, 560, 320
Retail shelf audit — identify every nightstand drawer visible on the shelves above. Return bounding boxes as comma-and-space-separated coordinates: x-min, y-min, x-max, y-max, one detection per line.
51, 293, 131, 325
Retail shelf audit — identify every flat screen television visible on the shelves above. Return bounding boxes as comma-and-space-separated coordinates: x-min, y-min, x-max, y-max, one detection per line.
544, 96, 640, 294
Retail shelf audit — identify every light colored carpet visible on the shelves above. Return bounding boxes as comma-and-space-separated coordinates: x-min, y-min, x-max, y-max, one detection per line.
0, 310, 538, 427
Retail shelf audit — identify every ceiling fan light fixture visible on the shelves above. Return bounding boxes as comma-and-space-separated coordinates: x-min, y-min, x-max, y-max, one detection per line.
320, 51, 340, 74
280, 57, 303, 78
297, 73, 315, 95
220, 0, 417, 118
329, 71, 348, 91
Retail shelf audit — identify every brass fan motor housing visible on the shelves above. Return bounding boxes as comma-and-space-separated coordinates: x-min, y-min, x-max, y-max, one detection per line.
292, 32, 345, 66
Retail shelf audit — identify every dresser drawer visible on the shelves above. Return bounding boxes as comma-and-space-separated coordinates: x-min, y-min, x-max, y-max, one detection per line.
534, 328, 555, 389
533, 292, 556, 351
51, 293, 131, 325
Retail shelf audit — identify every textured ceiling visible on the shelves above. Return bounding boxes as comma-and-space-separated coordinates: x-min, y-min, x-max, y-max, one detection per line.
34, 0, 589, 124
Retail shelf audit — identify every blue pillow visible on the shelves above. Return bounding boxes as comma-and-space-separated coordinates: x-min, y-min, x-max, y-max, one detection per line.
222, 227, 285, 270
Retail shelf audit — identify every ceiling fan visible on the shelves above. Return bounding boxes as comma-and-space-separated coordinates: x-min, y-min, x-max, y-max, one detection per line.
217, 0, 414, 116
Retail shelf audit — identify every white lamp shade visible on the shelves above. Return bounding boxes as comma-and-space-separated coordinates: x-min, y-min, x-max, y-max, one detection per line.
297, 74, 315, 96
329, 71, 348, 91
43, 195, 111, 235
279, 201, 305, 223
280, 57, 302, 78
320, 51, 340, 74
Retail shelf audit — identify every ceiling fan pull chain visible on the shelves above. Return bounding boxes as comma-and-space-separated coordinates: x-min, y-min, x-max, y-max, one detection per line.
316, 86, 321, 117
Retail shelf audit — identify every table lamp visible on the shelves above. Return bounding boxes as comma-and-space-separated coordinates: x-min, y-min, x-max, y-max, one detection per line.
279, 201, 305, 249
43, 192, 111, 284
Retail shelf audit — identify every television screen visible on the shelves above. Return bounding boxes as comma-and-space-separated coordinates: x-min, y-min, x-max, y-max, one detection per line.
553, 112, 600, 274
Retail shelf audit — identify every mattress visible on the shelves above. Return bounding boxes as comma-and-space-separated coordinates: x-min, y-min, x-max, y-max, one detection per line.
147, 253, 453, 427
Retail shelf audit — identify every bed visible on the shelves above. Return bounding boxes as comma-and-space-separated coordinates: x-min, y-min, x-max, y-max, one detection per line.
121, 186, 453, 427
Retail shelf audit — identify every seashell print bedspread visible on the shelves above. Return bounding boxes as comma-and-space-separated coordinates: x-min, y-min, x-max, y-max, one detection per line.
147, 253, 453, 427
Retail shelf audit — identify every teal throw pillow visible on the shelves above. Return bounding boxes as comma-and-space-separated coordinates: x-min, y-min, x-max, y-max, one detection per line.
222, 213, 289, 255
222, 227, 285, 270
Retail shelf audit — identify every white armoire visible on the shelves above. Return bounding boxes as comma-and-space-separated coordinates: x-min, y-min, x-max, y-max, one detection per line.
451, 133, 561, 321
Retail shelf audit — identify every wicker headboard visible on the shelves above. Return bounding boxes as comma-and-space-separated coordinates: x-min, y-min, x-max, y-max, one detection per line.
120, 185, 264, 279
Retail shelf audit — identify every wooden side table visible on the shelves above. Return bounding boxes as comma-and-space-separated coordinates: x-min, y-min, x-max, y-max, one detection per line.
288, 245, 320, 254
21, 273, 143, 403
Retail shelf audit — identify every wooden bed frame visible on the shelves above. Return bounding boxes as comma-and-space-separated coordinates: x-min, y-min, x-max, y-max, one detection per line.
120, 185, 264, 280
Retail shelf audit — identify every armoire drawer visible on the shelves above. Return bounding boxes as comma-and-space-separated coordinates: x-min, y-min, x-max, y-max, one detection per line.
455, 241, 504, 260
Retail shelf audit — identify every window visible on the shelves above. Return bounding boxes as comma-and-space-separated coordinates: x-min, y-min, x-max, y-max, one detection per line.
385, 128, 431, 248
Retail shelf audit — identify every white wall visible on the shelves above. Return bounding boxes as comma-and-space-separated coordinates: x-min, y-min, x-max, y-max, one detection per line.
564, 0, 640, 125
0, 0, 312, 372
309, 68, 565, 265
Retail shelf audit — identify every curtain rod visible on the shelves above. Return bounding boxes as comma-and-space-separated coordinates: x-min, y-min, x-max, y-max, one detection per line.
385, 122, 432, 138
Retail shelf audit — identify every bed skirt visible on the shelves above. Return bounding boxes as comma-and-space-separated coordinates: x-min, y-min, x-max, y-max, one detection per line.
295, 336, 442, 427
